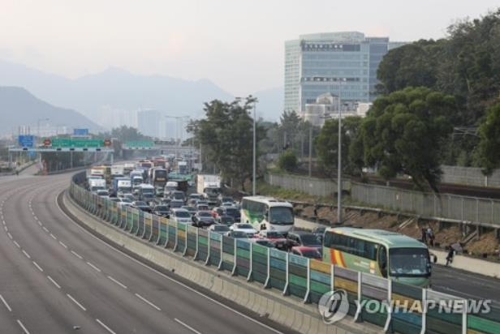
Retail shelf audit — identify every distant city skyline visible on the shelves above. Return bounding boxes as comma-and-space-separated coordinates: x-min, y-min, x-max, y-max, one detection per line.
0, 1, 498, 96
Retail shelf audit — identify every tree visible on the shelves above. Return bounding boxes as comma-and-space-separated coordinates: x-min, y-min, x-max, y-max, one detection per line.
278, 110, 302, 152
315, 116, 363, 177
187, 96, 266, 190
277, 149, 298, 172
476, 102, 500, 175
361, 87, 456, 193
377, 40, 444, 95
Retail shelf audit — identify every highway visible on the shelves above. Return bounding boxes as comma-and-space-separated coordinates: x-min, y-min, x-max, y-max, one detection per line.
0, 170, 297, 334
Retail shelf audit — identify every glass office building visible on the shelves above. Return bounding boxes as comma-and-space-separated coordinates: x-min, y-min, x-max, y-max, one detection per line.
285, 32, 395, 113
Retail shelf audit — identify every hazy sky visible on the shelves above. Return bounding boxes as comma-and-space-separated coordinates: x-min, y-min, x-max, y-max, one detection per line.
0, 0, 498, 96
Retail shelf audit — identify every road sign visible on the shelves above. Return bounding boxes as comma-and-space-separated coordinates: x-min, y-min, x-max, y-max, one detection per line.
124, 140, 154, 148
18, 135, 35, 148
103, 139, 112, 147
51, 138, 103, 148
73, 128, 89, 136
43, 138, 51, 146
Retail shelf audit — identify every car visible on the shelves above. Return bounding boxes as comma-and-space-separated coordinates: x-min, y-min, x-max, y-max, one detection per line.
123, 193, 135, 202
290, 246, 322, 260
196, 204, 210, 212
208, 224, 230, 234
222, 206, 241, 222
250, 238, 276, 248
152, 205, 170, 217
170, 190, 186, 202
118, 197, 133, 207
131, 201, 151, 212
192, 211, 216, 227
96, 189, 110, 198
285, 231, 322, 252
169, 199, 184, 209
188, 193, 204, 202
254, 230, 287, 249
218, 215, 235, 226
229, 223, 257, 237
181, 205, 197, 216
218, 195, 234, 206
312, 226, 326, 242
211, 206, 224, 219
170, 208, 192, 224
224, 230, 249, 239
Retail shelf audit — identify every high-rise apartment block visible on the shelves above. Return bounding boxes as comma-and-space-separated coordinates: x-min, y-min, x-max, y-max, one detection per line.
137, 109, 161, 138
285, 31, 400, 114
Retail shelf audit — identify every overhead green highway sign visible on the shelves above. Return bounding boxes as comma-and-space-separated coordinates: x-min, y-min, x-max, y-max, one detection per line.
50, 138, 104, 148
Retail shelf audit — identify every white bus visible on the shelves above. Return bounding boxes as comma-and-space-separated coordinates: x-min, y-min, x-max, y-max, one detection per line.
240, 196, 295, 233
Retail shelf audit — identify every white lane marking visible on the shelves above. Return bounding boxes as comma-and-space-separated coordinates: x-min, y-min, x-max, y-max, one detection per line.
37, 221, 42, 226
174, 318, 202, 334
50, 233, 57, 240
59, 241, 68, 249
17, 319, 30, 334
86, 262, 101, 272
22, 250, 31, 259
0, 294, 12, 312
33, 261, 43, 272
71, 251, 83, 259
47, 276, 61, 289
42, 226, 49, 233
13, 241, 20, 248
107, 276, 127, 289
96, 319, 117, 334
7, 232, 12, 239
135, 293, 161, 311
60, 196, 285, 334
67, 294, 86, 311
3, 225, 7, 232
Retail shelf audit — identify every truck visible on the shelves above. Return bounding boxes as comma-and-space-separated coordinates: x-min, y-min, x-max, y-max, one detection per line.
130, 170, 144, 187
178, 161, 188, 174
111, 165, 124, 177
196, 174, 222, 207
89, 166, 106, 178
112, 177, 132, 195
89, 179, 107, 193
150, 167, 168, 189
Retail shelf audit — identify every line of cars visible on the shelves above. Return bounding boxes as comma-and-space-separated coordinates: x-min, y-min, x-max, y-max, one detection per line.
100, 184, 324, 261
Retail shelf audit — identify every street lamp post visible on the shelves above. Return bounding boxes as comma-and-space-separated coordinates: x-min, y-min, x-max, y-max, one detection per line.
252, 102, 256, 196
337, 94, 342, 224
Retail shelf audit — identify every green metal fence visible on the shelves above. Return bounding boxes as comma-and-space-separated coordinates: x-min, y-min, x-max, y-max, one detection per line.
69, 171, 500, 334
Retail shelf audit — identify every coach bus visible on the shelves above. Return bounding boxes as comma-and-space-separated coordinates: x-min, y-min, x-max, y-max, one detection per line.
323, 227, 432, 287
240, 196, 295, 234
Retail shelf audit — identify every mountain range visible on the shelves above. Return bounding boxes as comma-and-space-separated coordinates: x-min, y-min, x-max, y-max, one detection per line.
0, 60, 284, 133
0, 86, 103, 136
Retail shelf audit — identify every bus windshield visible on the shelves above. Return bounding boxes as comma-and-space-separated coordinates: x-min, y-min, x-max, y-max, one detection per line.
389, 248, 430, 277
269, 207, 294, 225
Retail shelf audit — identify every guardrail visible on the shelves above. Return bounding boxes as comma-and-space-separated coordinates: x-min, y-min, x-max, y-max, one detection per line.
69, 171, 500, 334
266, 173, 500, 227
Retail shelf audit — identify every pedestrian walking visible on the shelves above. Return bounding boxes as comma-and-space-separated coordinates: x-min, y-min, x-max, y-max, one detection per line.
446, 246, 455, 266
427, 227, 434, 247
421, 227, 427, 244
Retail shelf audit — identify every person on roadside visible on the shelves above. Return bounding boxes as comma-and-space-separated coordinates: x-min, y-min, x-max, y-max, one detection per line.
446, 246, 455, 266
427, 227, 434, 247
421, 227, 427, 244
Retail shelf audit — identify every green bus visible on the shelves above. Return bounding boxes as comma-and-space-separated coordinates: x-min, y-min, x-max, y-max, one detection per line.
323, 227, 432, 287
